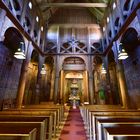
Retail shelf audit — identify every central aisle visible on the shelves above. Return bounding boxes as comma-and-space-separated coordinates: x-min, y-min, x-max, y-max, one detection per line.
59, 107, 88, 140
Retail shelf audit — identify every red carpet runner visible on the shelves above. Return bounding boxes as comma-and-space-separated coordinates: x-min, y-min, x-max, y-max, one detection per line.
59, 107, 88, 140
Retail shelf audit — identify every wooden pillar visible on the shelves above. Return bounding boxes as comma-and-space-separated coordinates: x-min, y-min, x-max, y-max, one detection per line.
16, 42, 31, 108
54, 55, 60, 103
116, 61, 130, 108
89, 76, 94, 104
83, 71, 89, 103
88, 56, 94, 104
104, 56, 114, 104
16, 60, 28, 108
50, 68, 55, 101
60, 70, 64, 103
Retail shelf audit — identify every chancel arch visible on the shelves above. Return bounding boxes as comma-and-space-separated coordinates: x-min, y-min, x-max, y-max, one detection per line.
59, 56, 89, 105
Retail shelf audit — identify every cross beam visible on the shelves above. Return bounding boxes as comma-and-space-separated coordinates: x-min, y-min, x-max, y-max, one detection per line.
40, 3, 107, 8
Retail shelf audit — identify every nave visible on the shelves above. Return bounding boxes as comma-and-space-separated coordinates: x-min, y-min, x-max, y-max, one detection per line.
0, 0, 140, 139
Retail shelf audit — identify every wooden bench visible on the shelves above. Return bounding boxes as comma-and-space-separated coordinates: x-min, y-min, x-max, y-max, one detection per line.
24, 104, 64, 122
104, 125, 140, 140
80, 105, 124, 139
80, 105, 140, 140
0, 116, 48, 140
0, 121, 46, 140
10, 108, 59, 137
90, 111, 140, 140
0, 127, 37, 140
96, 116, 140, 140
0, 111, 53, 140
23, 104, 64, 133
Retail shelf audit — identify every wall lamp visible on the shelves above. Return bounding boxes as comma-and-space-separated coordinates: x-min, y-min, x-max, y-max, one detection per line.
40, 64, 46, 75
118, 43, 128, 60
14, 42, 26, 59
101, 63, 107, 74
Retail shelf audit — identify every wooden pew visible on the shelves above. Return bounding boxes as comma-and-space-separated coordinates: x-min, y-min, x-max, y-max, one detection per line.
90, 111, 140, 140
23, 104, 65, 133
9, 108, 58, 137
0, 116, 48, 140
80, 105, 124, 139
96, 117, 140, 140
104, 125, 140, 140
111, 136, 140, 140
24, 104, 64, 122
80, 105, 140, 140
0, 111, 53, 140
0, 121, 46, 140
0, 127, 37, 140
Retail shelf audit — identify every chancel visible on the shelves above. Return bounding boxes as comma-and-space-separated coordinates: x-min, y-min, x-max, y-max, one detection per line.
0, 0, 140, 140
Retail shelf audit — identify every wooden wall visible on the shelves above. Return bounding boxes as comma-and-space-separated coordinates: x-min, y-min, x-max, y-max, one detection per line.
0, 42, 22, 109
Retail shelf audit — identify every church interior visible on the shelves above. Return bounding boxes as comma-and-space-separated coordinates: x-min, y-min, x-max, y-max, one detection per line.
0, 0, 140, 139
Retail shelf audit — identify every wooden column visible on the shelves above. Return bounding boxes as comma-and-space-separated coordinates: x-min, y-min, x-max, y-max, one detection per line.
50, 68, 55, 101
83, 70, 89, 103
116, 61, 130, 108
16, 42, 31, 109
54, 55, 60, 103
88, 56, 94, 104
60, 70, 64, 103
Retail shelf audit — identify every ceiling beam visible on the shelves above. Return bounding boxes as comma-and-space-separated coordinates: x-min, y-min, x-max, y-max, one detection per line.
40, 3, 107, 8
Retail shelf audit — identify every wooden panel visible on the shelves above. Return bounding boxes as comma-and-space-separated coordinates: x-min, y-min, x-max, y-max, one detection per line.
49, 8, 96, 24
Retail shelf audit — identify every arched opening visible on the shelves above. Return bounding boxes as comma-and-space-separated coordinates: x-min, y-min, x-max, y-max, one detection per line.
24, 50, 39, 105
93, 56, 105, 104
120, 27, 140, 108
4, 27, 24, 54
39, 56, 54, 102
121, 27, 138, 53
0, 27, 24, 109
108, 50, 120, 105
62, 57, 86, 106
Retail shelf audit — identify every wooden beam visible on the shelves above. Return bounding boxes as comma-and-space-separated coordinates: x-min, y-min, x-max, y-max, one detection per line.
40, 3, 107, 8
48, 23, 100, 28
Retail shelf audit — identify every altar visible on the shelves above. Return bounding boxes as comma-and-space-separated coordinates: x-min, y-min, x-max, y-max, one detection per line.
69, 79, 80, 109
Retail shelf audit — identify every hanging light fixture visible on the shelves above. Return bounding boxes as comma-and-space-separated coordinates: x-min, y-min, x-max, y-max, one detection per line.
101, 63, 107, 74
118, 43, 128, 60
14, 42, 26, 59
40, 64, 46, 75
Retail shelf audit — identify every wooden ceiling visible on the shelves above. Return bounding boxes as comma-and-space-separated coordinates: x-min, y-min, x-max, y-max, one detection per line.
34, 0, 111, 23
